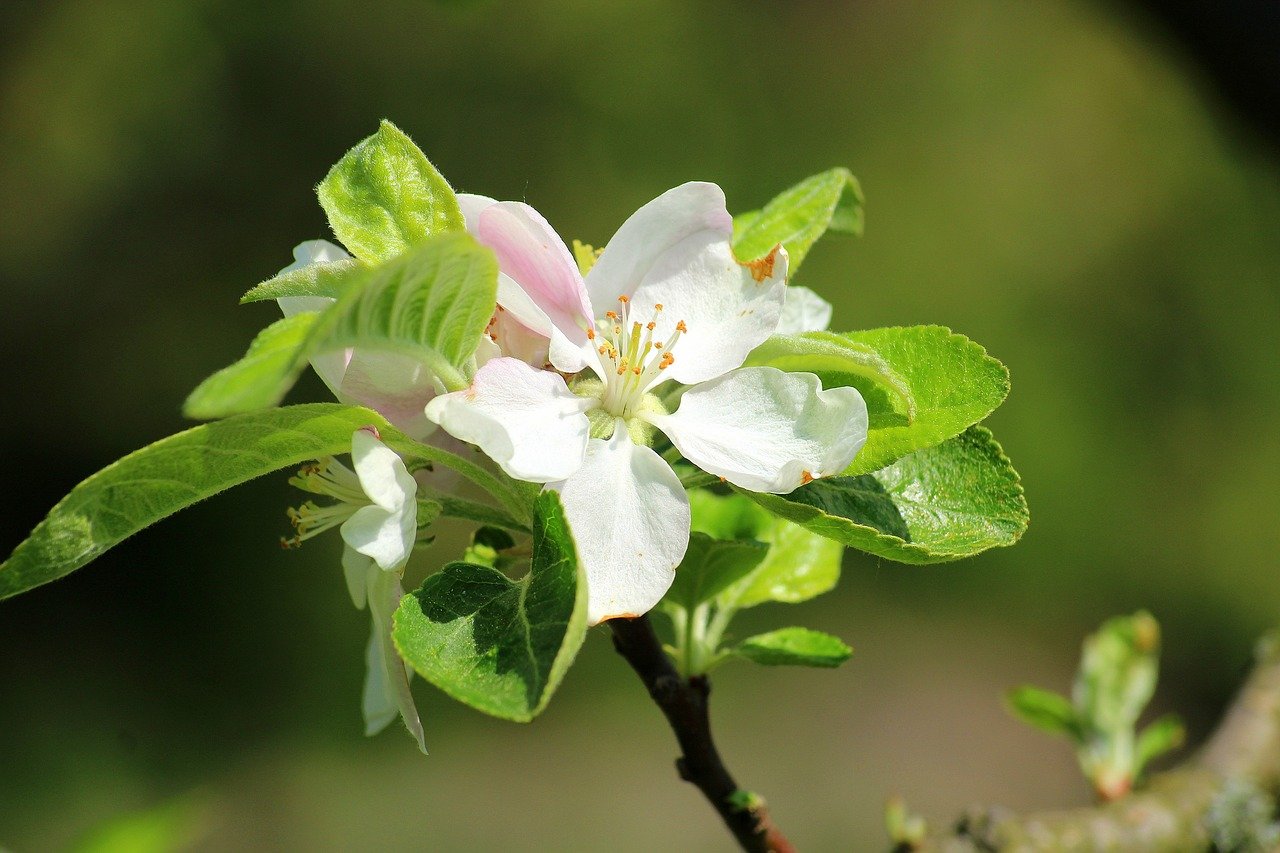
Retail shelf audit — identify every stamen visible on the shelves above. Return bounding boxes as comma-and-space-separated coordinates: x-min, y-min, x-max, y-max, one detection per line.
676, 320, 687, 333
587, 328, 596, 340
617, 295, 629, 304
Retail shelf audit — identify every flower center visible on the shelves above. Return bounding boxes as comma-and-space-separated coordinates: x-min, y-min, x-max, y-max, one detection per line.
281, 458, 368, 548
589, 295, 685, 419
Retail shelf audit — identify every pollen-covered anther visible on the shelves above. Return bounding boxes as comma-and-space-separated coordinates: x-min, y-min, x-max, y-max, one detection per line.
587, 328, 596, 340
676, 320, 688, 333
605, 310, 618, 320
659, 352, 675, 369
617, 295, 629, 304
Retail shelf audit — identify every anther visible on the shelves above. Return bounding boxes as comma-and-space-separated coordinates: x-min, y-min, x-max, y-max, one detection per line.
587, 328, 596, 340
646, 321, 655, 331
676, 320, 688, 333
654, 303, 664, 311
617, 295, 629, 304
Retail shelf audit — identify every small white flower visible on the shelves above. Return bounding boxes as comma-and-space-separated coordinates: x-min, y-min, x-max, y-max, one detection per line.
288, 427, 426, 753
427, 184, 868, 624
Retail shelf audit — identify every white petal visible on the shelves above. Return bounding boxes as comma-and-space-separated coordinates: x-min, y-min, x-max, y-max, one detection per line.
339, 351, 439, 440
626, 238, 788, 385
361, 624, 397, 734
365, 564, 426, 753
774, 286, 833, 334
477, 202, 592, 344
351, 428, 418, 512
457, 193, 498, 233
342, 504, 414, 571
585, 182, 733, 310
424, 358, 591, 483
341, 545, 371, 610
649, 367, 868, 493
549, 426, 689, 624
277, 239, 353, 396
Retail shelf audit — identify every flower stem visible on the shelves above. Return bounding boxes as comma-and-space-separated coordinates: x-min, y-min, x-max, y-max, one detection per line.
609, 614, 794, 853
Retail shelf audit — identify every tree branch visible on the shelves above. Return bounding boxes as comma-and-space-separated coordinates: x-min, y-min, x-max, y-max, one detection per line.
917, 631, 1280, 851
609, 614, 794, 853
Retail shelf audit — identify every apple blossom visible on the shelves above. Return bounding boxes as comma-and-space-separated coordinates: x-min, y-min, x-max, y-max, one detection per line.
286, 427, 426, 753
427, 183, 868, 624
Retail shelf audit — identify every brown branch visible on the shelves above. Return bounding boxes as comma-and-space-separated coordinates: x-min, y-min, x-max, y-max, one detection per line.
918, 631, 1280, 851
609, 614, 794, 853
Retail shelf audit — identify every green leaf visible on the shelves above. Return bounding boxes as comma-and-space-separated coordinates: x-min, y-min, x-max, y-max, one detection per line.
460, 526, 517, 567
393, 492, 587, 722
688, 490, 843, 608
744, 331, 915, 423
184, 231, 499, 418
837, 326, 1010, 475
1135, 713, 1185, 773
732, 167, 864, 269
0, 404, 476, 601
742, 425, 1028, 564
1076, 610, 1161, 732
733, 627, 852, 668
664, 532, 768, 611
1006, 686, 1083, 740
183, 313, 319, 420
239, 257, 365, 304
317, 119, 465, 263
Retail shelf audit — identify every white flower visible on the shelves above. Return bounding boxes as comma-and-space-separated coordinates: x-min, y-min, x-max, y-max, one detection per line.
288, 427, 426, 753
276, 241, 441, 440
427, 183, 869, 624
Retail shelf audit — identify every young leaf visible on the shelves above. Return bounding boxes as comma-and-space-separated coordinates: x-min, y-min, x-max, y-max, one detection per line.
1006, 686, 1083, 740
317, 119, 465, 263
0, 404, 494, 601
393, 492, 587, 722
743, 425, 1028, 564
732, 167, 864, 270
184, 313, 319, 419
841, 326, 1009, 475
733, 627, 852, 668
184, 232, 499, 418
688, 490, 843, 608
744, 331, 915, 423
664, 532, 768, 611
1135, 713, 1186, 774
239, 257, 364, 304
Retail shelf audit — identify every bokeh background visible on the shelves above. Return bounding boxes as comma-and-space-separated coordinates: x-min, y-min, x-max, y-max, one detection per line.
2, 1, 1279, 849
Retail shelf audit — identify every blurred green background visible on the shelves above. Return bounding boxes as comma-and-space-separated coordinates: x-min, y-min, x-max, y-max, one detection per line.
2, 1, 1278, 849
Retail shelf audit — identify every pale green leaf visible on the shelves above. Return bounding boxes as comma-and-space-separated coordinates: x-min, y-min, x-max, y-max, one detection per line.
0, 404, 506, 601
184, 232, 498, 418
1135, 713, 1186, 773
239, 257, 364, 304
317, 119, 465, 262
733, 627, 852, 668
664, 532, 768, 611
393, 492, 586, 722
184, 313, 319, 420
1006, 686, 1083, 740
743, 425, 1027, 564
744, 331, 915, 423
839, 326, 1009, 475
688, 490, 843, 608
732, 167, 864, 269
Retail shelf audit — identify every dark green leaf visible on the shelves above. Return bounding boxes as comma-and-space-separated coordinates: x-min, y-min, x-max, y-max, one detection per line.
732, 167, 864, 270
664, 532, 768, 611
317, 119, 465, 263
393, 492, 587, 721
743, 425, 1028, 563
733, 627, 852, 668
